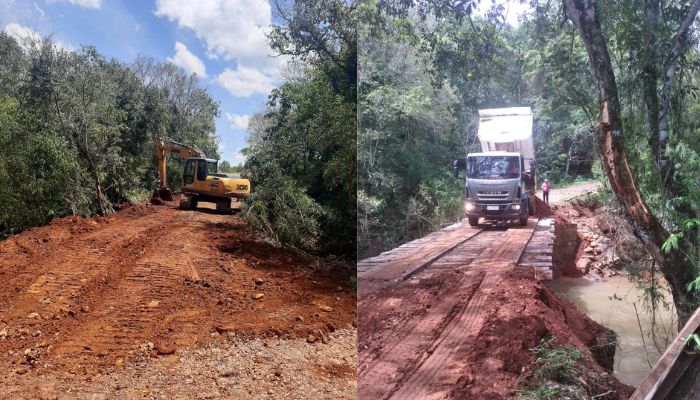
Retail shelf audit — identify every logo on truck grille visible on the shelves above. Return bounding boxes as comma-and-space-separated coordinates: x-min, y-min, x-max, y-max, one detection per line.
478, 191, 507, 195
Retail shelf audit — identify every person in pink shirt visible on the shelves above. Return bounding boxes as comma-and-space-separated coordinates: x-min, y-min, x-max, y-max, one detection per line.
542, 179, 551, 204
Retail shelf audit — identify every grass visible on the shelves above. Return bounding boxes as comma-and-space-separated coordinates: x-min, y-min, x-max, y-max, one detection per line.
517, 337, 594, 400
124, 188, 152, 204
530, 338, 582, 384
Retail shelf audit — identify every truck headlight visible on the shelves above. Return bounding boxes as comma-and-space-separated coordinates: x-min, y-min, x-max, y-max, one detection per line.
511, 204, 521, 210
464, 202, 476, 212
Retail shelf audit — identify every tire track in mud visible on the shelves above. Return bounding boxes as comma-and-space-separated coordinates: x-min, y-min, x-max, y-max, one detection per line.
0, 211, 184, 366
51, 222, 199, 362
0, 211, 163, 319
358, 223, 537, 400
0, 205, 358, 395
389, 228, 535, 400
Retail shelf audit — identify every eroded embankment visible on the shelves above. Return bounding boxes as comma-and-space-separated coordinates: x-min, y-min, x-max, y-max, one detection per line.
449, 269, 634, 399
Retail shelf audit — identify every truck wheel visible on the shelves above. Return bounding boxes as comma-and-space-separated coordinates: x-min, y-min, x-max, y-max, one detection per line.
468, 216, 479, 227
190, 196, 198, 210
519, 216, 528, 226
528, 197, 536, 216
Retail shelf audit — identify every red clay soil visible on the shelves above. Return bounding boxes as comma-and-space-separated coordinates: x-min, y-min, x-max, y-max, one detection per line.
359, 223, 634, 400
448, 270, 634, 399
533, 194, 555, 218
0, 204, 355, 383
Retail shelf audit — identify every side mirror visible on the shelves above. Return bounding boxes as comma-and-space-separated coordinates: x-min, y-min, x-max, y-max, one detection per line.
453, 158, 467, 179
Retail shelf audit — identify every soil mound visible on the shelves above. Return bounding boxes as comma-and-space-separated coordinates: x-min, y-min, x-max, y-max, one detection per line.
533, 195, 554, 218
449, 270, 634, 399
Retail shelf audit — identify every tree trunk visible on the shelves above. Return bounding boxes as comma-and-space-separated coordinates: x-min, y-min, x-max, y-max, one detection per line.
641, 0, 660, 166
562, 0, 698, 326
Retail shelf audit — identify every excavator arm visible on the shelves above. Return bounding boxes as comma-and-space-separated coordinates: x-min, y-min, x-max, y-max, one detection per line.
154, 137, 206, 201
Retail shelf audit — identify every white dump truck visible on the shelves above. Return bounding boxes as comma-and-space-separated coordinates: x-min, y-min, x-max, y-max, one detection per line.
453, 107, 536, 227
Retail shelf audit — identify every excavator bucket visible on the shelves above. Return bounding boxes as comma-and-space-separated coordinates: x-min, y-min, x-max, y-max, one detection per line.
151, 187, 174, 203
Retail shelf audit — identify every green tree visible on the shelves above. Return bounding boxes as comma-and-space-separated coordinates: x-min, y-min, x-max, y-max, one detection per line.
243, 0, 357, 257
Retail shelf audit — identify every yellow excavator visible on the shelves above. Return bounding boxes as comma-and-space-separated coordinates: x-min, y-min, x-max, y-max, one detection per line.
153, 137, 251, 212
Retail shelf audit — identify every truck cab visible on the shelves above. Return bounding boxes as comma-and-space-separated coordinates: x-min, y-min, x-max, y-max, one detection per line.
453, 107, 536, 227
456, 152, 535, 226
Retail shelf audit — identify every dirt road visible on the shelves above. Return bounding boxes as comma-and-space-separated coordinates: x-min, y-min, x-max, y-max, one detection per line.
0, 204, 356, 399
358, 203, 633, 399
359, 221, 536, 399
540, 180, 601, 204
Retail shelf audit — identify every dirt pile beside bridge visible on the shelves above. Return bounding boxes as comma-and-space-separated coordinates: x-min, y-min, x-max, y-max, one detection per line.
449, 269, 634, 399
0, 203, 356, 398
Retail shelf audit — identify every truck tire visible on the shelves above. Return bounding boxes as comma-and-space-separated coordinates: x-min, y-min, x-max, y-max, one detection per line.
468, 216, 479, 227
190, 196, 198, 210
528, 197, 536, 216
519, 215, 528, 226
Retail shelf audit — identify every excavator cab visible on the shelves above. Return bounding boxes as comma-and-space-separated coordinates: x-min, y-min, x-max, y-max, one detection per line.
182, 158, 217, 186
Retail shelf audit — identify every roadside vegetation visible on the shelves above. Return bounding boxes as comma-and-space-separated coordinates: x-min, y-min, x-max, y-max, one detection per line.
242, 0, 357, 258
518, 338, 615, 400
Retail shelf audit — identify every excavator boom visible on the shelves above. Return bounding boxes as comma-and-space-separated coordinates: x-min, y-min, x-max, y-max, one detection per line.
154, 137, 205, 202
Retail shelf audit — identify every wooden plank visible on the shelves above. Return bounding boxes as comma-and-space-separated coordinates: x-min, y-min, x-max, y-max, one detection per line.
630, 306, 700, 400
358, 223, 482, 282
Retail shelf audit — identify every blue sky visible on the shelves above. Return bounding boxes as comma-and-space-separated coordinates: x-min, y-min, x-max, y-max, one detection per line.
1, 0, 287, 165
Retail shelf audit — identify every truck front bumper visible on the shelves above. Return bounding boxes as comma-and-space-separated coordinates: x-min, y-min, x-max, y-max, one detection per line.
464, 201, 523, 220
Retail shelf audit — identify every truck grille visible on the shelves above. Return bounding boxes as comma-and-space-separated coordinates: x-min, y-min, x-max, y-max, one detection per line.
477, 191, 509, 201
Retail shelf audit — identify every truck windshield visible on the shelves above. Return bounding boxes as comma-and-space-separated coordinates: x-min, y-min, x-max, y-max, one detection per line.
467, 156, 520, 179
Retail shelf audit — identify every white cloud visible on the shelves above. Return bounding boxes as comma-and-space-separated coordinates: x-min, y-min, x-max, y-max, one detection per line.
231, 148, 245, 164
47, 0, 102, 9
34, 2, 45, 17
4, 22, 74, 52
474, 0, 532, 26
3, 22, 40, 43
155, 0, 279, 71
167, 41, 207, 78
155, 0, 286, 97
225, 112, 250, 130
215, 66, 275, 97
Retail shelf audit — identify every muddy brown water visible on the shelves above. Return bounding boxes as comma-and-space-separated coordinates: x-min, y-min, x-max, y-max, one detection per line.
546, 276, 677, 387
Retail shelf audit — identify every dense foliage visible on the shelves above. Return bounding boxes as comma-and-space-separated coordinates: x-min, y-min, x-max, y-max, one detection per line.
242, 0, 357, 257
0, 33, 220, 234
